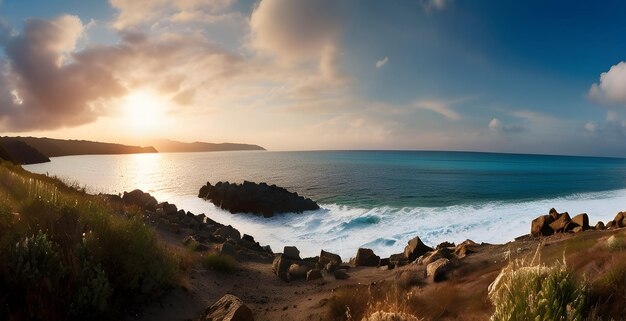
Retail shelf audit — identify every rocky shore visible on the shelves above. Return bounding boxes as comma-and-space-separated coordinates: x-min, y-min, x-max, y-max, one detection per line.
117, 188, 626, 321
197, 181, 320, 217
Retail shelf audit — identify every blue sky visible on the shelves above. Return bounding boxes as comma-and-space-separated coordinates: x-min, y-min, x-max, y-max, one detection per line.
0, 0, 626, 156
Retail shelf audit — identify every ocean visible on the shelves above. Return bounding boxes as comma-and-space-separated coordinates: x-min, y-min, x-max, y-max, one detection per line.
23, 150, 626, 258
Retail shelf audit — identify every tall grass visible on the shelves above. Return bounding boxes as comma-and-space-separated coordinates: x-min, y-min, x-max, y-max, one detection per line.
488, 257, 587, 321
0, 161, 178, 320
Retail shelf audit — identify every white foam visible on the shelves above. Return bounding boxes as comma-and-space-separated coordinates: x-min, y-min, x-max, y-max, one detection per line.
170, 188, 626, 259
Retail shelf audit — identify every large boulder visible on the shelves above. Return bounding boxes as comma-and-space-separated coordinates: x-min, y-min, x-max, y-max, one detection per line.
288, 263, 311, 280
319, 250, 342, 267
215, 225, 241, 241
566, 213, 590, 232
283, 246, 301, 260
404, 236, 433, 262
354, 248, 380, 267
198, 181, 320, 217
122, 189, 158, 211
614, 212, 626, 228
272, 254, 293, 275
548, 212, 571, 233
531, 215, 554, 237
198, 294, 253, 321
426, 258, 451, 282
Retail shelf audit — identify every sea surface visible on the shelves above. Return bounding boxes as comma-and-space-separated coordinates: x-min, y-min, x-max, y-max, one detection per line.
24, 150, 626, 258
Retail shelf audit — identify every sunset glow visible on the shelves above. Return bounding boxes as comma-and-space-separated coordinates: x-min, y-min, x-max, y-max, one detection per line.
121, 91, 167, 134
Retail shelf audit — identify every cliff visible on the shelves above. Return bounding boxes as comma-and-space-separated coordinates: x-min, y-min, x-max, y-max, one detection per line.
151, 139, 265, 153
0, 140, 50, 164
0, 136, 157, 159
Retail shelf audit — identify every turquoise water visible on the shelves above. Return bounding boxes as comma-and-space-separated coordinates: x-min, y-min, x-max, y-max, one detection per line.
24, 150, 626, 257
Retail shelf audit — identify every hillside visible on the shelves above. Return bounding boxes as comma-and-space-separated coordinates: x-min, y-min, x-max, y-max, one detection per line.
0, 140, 50, 164
151, 139, 265, 153
0, 136, 157, 158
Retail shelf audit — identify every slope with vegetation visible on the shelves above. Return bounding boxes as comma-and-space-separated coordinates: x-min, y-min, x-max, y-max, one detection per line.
0, 161, 177, 320
0, 136, 157, 159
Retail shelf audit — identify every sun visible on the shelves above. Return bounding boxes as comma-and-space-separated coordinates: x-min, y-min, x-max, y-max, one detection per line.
121, 91, 167, 133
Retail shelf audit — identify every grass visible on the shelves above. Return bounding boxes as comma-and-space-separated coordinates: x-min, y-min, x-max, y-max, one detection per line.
488, 258, 587, 321
0, 161, 178, 320
201, 254, 238, 273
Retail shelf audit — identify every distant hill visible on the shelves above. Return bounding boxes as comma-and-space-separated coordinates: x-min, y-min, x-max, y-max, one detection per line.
151, 139, 265, 153
0, 137, 157, 158
0, 140, 50, 164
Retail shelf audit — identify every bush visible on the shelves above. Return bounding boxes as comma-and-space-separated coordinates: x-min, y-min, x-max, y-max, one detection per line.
488, 260, 587, 321
202, 254, 238, 273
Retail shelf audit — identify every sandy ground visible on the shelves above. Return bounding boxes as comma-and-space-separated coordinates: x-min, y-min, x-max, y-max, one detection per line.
127, 217, 626, 321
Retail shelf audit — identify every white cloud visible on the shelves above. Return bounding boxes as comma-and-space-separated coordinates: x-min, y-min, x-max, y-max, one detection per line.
249, 0, 344, 81
413, 99, 460, 120
589, 61, 626, 105
584, 121, 597, 132
376, 56, 388, 68
488, 118, 525, 133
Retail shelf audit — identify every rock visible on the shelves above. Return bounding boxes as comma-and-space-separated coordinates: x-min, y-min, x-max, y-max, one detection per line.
283, 246, 301, 260
455, 243, 477, 257
572, 226, 583, 233
426, 258, 451, 282
198, 181, 320, 217
361, 311, 420, 321
595, 221, 606, 230
548, 212, 571, 233
334, 269, 349, 280
389, 253, 408, 267
242, 234, 255, 243
436, 241, 455, 249
288, 264, 310, 280
354, 248, 380, 267
531, 215, 554, 237
220, 242, 237, 257
403, 236, 433, 262
378, 258, 390, 267
215, 225, 241, 241
122, 189, 158, 211
614, 212, 626, 228
163, 203, 178, 215
420, 248, 453, 266
306, 269, 323, 281
607, 220, 616, 229
549, 208, 559, 220
319, 250, 342, 266
198, 294, 253, 321
568, 213, 590, 231
325, 262, 338, 272
272, 254, 293, 275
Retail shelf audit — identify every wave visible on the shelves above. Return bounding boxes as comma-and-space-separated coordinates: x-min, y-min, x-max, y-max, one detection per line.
168, 187, 626, 259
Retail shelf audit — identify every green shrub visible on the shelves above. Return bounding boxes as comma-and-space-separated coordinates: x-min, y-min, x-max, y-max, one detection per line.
488, 260, 587, 321
202, 254, 238, 273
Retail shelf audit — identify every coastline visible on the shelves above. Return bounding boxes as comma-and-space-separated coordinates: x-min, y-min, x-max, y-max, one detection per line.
3, 162, 626, 320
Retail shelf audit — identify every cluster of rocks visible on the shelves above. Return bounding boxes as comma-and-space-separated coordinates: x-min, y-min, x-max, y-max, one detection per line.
198, 181, 320, 217
273, 236, 481, 283
531, 208, 626, 237
114, 189, 274, 263
272, 247, 350, 282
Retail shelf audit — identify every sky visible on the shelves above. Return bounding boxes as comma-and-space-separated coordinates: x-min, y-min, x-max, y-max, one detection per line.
1, 0, 626, 156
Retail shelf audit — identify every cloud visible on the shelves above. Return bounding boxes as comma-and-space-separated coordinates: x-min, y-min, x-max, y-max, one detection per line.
376, 56, 389, 69
0, 15, 125, 131
488, 118, 525, 133
249, 0, 344, 81
109, 0, 235, 30
589, 61, 626, 105
413, 99, 461, 120
584, 121, 598, 132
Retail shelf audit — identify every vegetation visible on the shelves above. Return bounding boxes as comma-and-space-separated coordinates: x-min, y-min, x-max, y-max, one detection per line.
0, 161, 178, 320
201, 254, 238, 273
488, 259, 587, 321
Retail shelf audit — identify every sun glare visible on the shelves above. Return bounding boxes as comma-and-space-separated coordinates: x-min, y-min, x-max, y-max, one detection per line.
121, 91, 166, 133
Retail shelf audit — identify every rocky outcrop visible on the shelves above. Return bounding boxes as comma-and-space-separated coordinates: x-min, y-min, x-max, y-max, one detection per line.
122, 189, 158, 212
404, 236, 433, 262
426, 258, 451, 282
198, 181, 320, 217
531, 209, 625, 237
198, 294, 254, 321
354, 248, 380, 267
